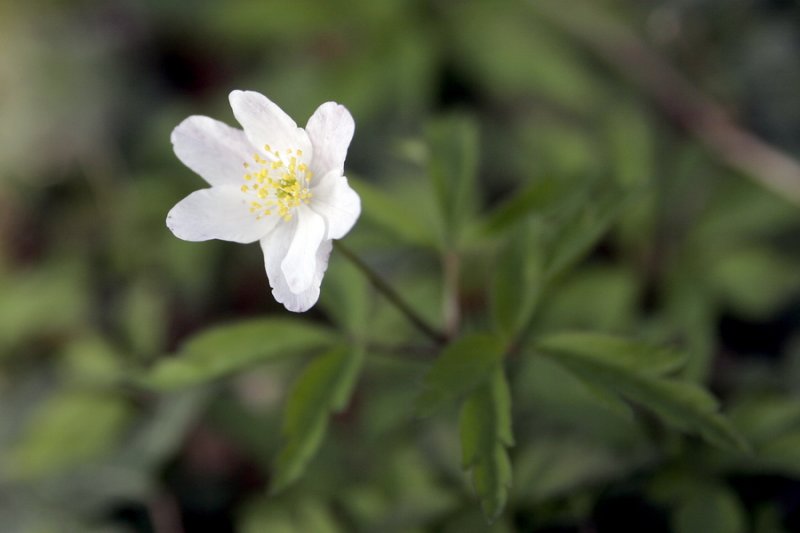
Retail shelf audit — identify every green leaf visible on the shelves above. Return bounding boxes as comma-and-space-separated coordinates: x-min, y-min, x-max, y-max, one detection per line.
141, 318, 338, 389
479, 176, 571, 236
451, 3, 601, 112
537, 334, 749, 452
710, 246, 800, 319
491, 219, 545, 342
347, 176, 434, 247
120, 279, 168, 358
536, 331, 687, 377
514, 437, 642, 503
426, 114, 479, 248
733, 396, 800, 476
415, 333, 506, 417
674, 485, 746, 533
545, 187, 632, 280
539, 266, 640, 332
663, 274, 716, 381
606, 102, 654, 188
0, 261, 88, 353
759, 431, 800, 477
492, 221, 544, 340
272, 345, 364, 492
460, 368, 514, 523
320, 255, 370, 338
60, 335, 124, 386
730, 395, 800, 437
6, 391, 130, 479
240, 497, 343, 533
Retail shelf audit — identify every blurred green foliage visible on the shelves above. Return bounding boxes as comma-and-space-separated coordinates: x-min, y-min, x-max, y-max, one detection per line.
2, 0, 800, 531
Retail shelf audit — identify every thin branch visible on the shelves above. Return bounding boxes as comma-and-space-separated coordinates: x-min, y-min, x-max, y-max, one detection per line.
334, 241, 448, 345
148, 492, 184, 533
441, 250, 461, 339
532, 1, 800, 206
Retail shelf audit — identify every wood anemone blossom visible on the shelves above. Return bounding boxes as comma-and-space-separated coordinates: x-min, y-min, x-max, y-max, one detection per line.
167, 90, 361, 312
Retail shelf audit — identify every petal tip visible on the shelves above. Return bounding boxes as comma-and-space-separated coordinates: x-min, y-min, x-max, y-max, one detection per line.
228, 89, 256, 109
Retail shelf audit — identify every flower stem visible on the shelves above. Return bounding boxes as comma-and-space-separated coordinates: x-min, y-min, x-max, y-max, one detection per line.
334, 241, 448, 345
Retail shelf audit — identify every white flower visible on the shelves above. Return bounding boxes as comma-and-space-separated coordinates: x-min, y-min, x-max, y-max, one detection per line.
166, 90, 361, 312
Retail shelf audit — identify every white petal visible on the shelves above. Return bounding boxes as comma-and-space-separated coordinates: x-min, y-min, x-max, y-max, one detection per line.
310, 171, 361, 240
260, 224, 332, 312
228, 90, 311, 159
171, 116, 254, 187
305, 102, 354, 178
281, 206, 326, 294
166, 185, 279, 243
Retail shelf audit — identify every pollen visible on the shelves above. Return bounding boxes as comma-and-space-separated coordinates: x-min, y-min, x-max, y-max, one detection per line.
241, 146, 313, 221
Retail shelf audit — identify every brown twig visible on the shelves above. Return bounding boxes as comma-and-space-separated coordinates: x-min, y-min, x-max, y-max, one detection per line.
148, 492, 184, 533
532, 1, 800, 206
441, 250, 461, 339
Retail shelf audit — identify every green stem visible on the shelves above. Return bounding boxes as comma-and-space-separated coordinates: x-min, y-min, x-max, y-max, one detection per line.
334, 241, 448, 345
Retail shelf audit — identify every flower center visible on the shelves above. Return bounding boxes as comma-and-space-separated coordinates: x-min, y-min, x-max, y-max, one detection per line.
241, 145, 313, 221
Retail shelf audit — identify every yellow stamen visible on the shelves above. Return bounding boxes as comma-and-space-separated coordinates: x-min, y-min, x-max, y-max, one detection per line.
240, 146, 312, 221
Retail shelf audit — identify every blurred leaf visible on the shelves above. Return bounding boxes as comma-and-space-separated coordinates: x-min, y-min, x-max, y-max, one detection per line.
8, 390, 210, 519
119, 279, 168, 358
426, 114, 479, 248
479, 176, 573, 235
347, 176, 434, 247
240, 497, 342, 533
440, 507, 516, 533
518, 115, 601, 179
320, 254, 370, 338
665, 273, 717, 381
60, 335, 124, 386
416, 333, 505, 417
540, 266, 640, 332
460, 368, 514, 523
518, 356, 639, 435
5, 390, 130, 479
710, 246, 800, 319
545, 187, 632, 280
728, 397, 800, 476
537, 334, 749, 451
514, 437, 645, 503
272, 345, 364, 492
491, 219, 545, 341
606, 101, 654, 188
451, 3, 602, 112
0, 261, 88, 352
338, 446, 458, 530
729, 395, 800, 446
673, 485, 746, 533
200, 0, 339, 43
383, 448, 459, 524
536, 332, 686, 377
754, 431, 800, 476
693, 180, 800, 246
754, 505, 789, 533
141, 318, 338, 390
